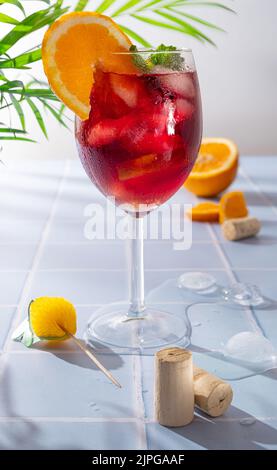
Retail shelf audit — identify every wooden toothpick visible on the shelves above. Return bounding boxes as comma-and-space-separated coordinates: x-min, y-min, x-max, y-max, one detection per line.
64, 330, 122, 388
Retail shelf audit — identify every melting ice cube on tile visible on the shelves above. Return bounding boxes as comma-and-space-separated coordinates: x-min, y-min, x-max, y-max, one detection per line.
224, 331, 277, 364
222, 283, 265, 306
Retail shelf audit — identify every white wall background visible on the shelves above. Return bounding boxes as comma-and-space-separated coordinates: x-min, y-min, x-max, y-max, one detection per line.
1, 0, 277, 161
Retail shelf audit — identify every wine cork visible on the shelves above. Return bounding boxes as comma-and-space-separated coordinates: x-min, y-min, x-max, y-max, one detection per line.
193, 366, 233, 417
222, 216, 261, 241
155, 348, 194, 427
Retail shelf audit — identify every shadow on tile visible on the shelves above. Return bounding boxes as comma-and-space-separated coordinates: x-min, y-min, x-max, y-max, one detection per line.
168, 407, 277, 450
0, 368, 41, 448
236, 228, 277, 245
30, 339, 124, 371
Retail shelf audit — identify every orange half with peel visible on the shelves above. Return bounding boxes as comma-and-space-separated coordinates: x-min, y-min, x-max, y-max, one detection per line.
42, 12, 134, 120
184, 138, 239, 197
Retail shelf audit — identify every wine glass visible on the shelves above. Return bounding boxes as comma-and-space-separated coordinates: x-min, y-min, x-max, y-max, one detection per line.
75, 48, 202, 353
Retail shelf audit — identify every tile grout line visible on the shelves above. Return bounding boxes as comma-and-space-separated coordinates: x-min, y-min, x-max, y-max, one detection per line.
0, 416, 139, 423
132, 354, 148, 450
2, 266, 277, 273
2, 160, 70, 355
0, 415, 276, 424
240, 166, 277, 217
207, 223, 264, 335
234, 167, 274, 336
0, 240, 246, 246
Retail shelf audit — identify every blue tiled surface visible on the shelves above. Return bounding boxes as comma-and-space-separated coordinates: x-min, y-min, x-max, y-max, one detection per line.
146, 418, 277, 450
0, 422, 141, 450
0, 271, 27, 305
0, 156, 277, 450
0, 244, 38, 270
0, 307, 16, 351
27, 269, 129, 305
39, 242, 127, 270
0, 352, 135, 418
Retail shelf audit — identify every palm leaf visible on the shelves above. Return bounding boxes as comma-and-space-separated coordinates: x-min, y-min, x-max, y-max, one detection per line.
113, 0, 143, 17
74, 0, 89, 11
26, 97, 48, 137
170, 1, 235, 13
168, 7, 225, 31
132, 13, 185, 33
0, 13, 19, 25
0, 4, 67, 55
11, 88, 59, 100
0, 79, 23, 91
118, 24, 152, 47
39, 98, 69, 129
9, 92, 25, 129
96, 0, 115, 13
0, 126, 26, 133
135, 0, 170, 12
0, 48, 42, 69
0, 136, 35, 141
155, 10, 215, 44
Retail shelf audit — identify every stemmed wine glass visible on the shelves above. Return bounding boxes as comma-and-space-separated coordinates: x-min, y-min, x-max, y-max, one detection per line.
75, 48, 202, 353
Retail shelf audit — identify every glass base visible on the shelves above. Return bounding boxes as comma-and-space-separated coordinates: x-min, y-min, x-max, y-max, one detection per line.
85, 302, 191, 355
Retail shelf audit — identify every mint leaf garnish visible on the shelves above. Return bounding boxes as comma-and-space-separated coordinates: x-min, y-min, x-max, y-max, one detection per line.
129, 45, 149, 72
149, 44, 184, 71
130, 44, 184, 72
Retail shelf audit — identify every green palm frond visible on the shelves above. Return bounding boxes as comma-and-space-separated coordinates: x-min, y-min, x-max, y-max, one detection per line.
0, 0, 234, 142
0, 0, 69, 141
0, 4, 67, 55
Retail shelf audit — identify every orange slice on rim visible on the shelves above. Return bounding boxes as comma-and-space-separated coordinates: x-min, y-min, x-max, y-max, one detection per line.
42, 12, 134, 120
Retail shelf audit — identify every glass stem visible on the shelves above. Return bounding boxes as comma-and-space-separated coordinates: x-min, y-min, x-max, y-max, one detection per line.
128, 214, 145, 317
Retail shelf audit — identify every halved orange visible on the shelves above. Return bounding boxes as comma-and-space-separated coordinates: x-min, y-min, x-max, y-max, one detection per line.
42, 12, 134, 120
184, 138, 239, 197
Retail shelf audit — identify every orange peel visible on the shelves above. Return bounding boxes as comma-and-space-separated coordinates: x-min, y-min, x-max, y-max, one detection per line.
219, 191, 248, 224
187, 202, 219, 222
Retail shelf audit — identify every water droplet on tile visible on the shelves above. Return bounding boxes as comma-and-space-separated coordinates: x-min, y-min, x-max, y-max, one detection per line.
89, 402, 96, 408
192, 322, 202, 327
178, 272, 217, 292
239, 417, 256, 426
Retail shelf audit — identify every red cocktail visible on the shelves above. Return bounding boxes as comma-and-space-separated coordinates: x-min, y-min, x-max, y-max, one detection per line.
76, 66, 202, 212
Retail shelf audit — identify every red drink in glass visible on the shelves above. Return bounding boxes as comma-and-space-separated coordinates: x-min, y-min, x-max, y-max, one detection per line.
76, 68, 202, 212
75, 48, 203, 353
